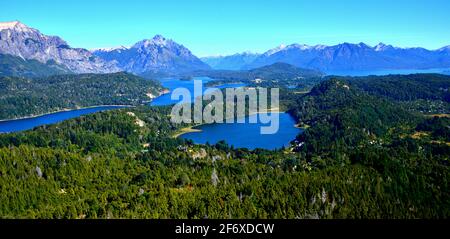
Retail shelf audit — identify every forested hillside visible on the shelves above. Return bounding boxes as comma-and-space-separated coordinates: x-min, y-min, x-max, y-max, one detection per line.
342, 74, 450, 114
0, 53, 71, 78
347, 74, 450, 102
189, 62, 325, 90
0, 72, 163, 120
0, 75, 448, 219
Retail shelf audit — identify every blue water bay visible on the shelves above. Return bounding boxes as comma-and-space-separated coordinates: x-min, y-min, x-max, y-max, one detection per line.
150, 77, 246, 106
180, 113, 301, 150
0, 106, 127, 133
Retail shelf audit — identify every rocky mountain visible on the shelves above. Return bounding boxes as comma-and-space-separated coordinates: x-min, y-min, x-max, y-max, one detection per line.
201, 52, 260, 70
239, 42, 450, 72
93, 35, 210, 75
3, 20, 448, 76
0, 21, 119, 74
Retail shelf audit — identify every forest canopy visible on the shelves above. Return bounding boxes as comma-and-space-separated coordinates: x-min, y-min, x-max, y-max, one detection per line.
0, 72, 163, 120
0, 73, 448, 218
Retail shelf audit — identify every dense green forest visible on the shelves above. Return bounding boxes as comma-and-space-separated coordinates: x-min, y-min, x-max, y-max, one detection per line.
0, 74, 448, 218
346, 74, 450, 114
0, 72, 163, 120
0, 54, 71, 78
347, 74, 450, 102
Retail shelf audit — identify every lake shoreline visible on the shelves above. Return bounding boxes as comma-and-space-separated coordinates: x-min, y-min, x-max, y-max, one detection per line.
172, 125, 204, 138
174, 109, 288, 138
0, 105, 134, 122
177, 112, 302, 150
1, 87, 172, 122
205, 81, 246, 87
295, 123, 310, 130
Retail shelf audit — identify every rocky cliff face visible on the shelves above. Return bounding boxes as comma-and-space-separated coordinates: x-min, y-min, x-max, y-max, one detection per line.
93, 35, 210, 75
0, 21, 119, 73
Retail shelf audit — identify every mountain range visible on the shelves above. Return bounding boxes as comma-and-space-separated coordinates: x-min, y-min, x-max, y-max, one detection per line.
210, 43, 450, 72
92, 35, 210, 75
201, 52, 260, 70
1, 21, 449, 76
0, 21, 118, 74
0, 21, 209, 76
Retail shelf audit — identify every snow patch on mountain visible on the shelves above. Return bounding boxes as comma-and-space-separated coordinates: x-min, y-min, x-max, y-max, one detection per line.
92, 45, 129, 52
0, 21, 33, 32
265, 44, 287, 56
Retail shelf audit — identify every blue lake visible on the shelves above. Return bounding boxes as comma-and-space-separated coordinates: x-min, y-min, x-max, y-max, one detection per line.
150, 77, 246, 106
0, 77, 301, 150
180, 113, 302, 150
0, 77, 245, 133
326, 68, 450, 76
0, 106, 127, 133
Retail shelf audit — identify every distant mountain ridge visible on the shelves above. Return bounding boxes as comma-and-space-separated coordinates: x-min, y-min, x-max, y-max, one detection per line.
201, 52, 260, 70
93, 35, 210, 75
1, 21, 449, 76
204, 42, 450, 72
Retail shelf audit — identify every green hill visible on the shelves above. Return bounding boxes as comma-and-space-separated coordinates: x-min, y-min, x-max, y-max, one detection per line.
0, 54, 71, 77
0, 72, 162, 119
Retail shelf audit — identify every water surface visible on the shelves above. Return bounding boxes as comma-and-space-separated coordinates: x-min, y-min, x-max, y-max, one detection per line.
180, 113, 301, 150
0, 77, 244, 133
326, 68, 450, 76
0, 106, 127, 133
150, 77, 246, 106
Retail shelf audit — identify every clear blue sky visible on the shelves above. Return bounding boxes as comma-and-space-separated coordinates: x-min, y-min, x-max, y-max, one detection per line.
1, 0, 449, 56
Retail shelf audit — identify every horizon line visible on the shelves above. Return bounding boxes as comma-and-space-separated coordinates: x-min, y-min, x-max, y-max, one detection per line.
1, 20, 449, 58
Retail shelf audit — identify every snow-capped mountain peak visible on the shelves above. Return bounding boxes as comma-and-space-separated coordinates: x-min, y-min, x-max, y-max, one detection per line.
264, 43, 327, 56
132, 35, 173, 49
244, 41, 450, 71
94, 35, 210, 74
374, 42, 393, 51
313, 44, 327, 50
0, 21, 34, 32
289, 44, 313, 50
92, 45, 129, 52
264, 44, 287, 56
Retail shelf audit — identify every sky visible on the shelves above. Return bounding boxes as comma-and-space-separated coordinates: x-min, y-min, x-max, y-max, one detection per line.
1, 0, 449, 57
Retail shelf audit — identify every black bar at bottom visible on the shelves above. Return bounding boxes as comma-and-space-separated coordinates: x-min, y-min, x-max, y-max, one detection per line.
0, 219, 445, 238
